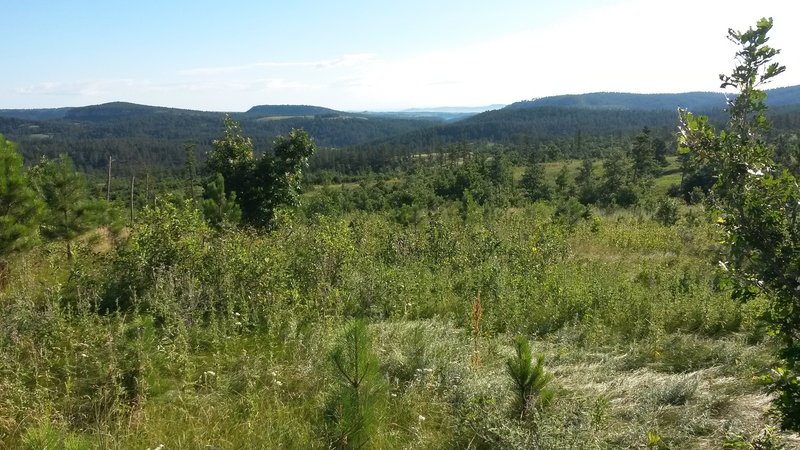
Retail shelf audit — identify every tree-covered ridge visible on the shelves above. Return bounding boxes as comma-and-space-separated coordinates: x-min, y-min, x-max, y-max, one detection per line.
508, 91, 728, 111
245, 104, 343, 117
506, 84, 800, 111
1, 85, 798, 177
0, 107, 441, 173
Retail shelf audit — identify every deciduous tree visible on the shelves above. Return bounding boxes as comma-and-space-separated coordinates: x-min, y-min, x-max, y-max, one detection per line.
678, 17, 800, 429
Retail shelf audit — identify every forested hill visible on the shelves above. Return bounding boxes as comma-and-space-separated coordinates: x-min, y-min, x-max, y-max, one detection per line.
506, 85, 800, 111
1, 85, 799, 174
354, 85, 800, 153
506, 92, 727, 111
64, 102, 221, 121
0, 103, 441, 172
245, 104, 341, 116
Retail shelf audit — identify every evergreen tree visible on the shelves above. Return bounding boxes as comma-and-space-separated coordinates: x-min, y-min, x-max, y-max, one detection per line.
653, 137, 669, 165
30, 154, 101, 260
631, 126, 658, 181
486, 153, 514, 205
207, 117, 315, 228
600, 151, 638, 207
0, 135, 43, 281
554, 164, 573, 198
327, 319, 386, 449
521, 163, 551, 201
207, 116, 256, 213
506, 335, 554, 419
575, 157, 597, 204
202, 173, 241, 228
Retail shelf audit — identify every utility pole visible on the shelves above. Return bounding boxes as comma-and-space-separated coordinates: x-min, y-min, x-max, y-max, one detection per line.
145, 170, 150, 207
184, 143, 197, 204
130, 174, 135, 226
106, 155, 113, 201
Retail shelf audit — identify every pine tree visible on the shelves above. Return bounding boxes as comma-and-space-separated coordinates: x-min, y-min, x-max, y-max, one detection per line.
506, 335, 554, 419
631, 126, 658, 182
575, 157, 597, 204
554, 164, 573, 198
207, 117, 315, 228
327, 319, 386, 449
30, 154, 101, 261
521, 163, 551, 201
600, 151, 638, 207
202, 173, 241, 228
0, 135, 43, 282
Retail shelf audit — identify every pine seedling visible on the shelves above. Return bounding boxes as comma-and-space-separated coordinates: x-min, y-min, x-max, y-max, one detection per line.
327, 319, 386, 449
506, 335, 554, 419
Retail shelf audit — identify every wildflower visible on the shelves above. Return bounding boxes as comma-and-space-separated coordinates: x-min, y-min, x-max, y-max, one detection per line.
747, 167, 764, 176
418, 415, 426, 422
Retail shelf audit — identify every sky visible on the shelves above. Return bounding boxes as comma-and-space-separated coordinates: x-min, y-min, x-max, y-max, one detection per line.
2, 0, 799, 111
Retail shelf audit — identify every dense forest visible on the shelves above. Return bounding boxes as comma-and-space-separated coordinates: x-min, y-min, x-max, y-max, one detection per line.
3, 18, 800, 449
3, 85, 800, 177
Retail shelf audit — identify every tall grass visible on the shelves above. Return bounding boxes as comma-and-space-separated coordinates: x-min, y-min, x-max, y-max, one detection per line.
0, 202, 789, 448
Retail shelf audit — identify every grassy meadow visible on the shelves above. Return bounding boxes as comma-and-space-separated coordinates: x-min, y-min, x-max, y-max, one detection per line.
1, 160, 796, 449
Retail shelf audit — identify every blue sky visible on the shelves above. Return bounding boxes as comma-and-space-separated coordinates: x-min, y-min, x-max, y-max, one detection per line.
3, 0, 798, 111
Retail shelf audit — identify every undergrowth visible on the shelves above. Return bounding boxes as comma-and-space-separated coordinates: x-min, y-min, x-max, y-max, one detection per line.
0, 202, 790, 448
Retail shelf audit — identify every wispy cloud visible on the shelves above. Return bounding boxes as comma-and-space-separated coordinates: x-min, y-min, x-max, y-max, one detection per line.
16, 79, 160, 97
180, 53, 376, 76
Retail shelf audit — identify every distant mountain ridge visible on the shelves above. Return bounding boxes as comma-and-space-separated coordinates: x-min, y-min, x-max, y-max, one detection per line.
0, 101, 444, 172
507, 92, 727, 111
2, 85, 798, 121
507, 85, 800, 112
1, 85, 798, 174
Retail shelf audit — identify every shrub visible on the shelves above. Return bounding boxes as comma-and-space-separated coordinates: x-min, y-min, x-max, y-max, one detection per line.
654, 198, 679, 226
